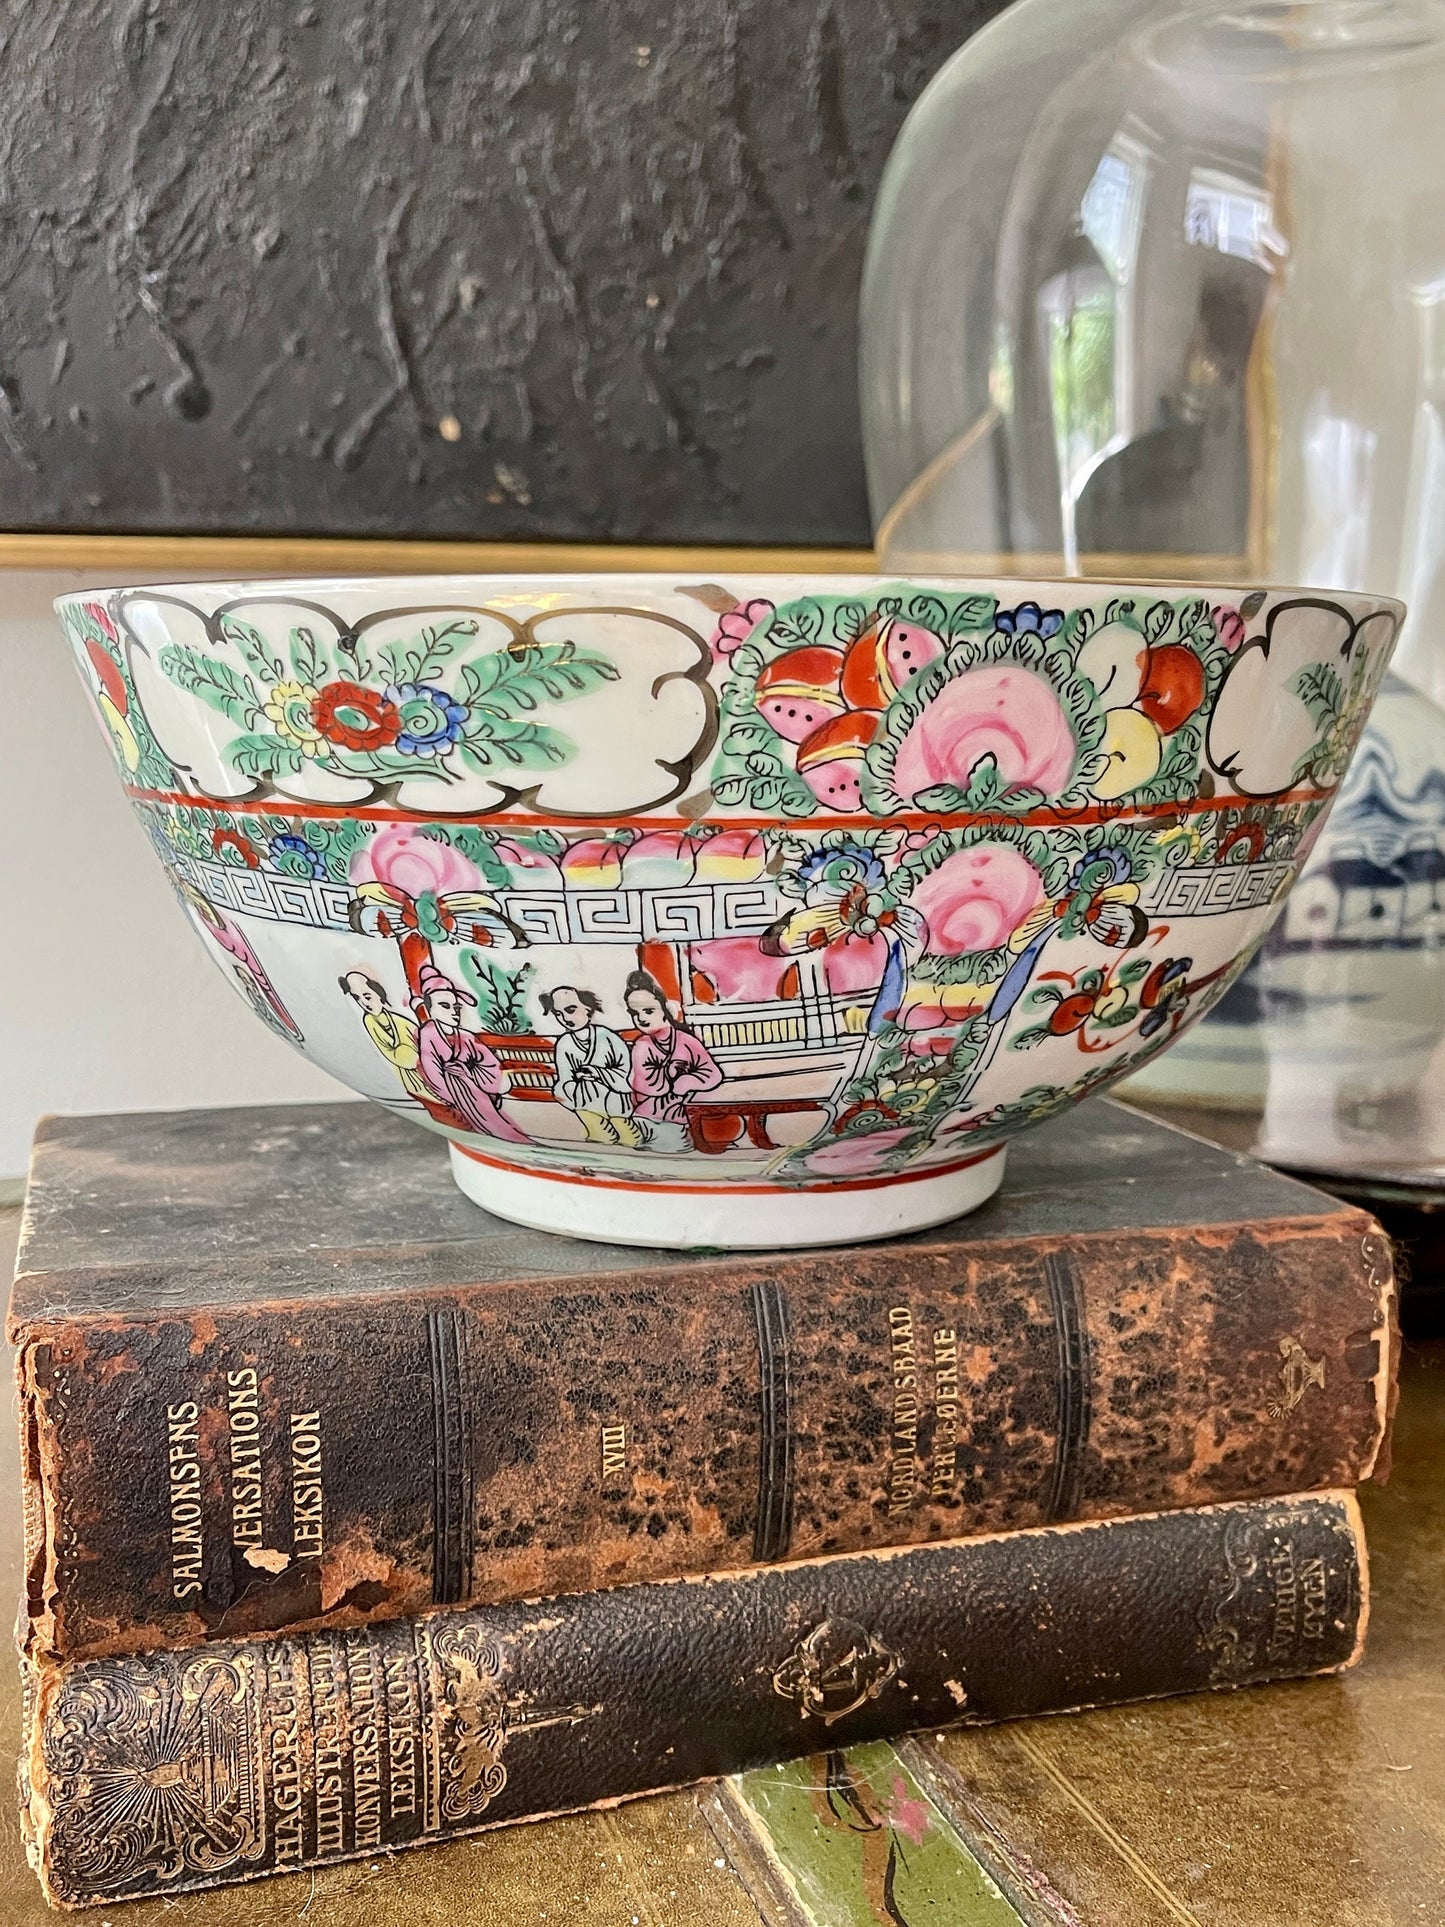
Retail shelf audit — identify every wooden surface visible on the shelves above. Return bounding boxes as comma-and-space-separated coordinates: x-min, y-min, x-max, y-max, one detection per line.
5, 1199, 1445, 1923
0, 533, 874, 576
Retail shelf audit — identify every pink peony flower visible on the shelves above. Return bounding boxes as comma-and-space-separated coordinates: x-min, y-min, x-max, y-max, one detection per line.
352, 823, 481, 897
891, 666, 1076, 801
801, 1125, 914, 1178
711, 597, 776, 663
907, 844, 1045, 956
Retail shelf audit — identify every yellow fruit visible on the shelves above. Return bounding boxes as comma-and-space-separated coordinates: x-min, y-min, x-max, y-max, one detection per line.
99, 693, 141, 773
1092, 707, 1162, 800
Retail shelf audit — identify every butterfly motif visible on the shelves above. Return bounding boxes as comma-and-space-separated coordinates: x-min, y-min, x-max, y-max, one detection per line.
348, 880, 526, 949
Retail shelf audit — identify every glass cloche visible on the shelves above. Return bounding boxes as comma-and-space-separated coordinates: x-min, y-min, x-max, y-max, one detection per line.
862, 0, 1445, 1183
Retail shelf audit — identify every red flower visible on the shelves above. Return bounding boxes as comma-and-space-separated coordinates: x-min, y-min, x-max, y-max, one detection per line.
312, 681, 401, 751
211, 828, 260, 868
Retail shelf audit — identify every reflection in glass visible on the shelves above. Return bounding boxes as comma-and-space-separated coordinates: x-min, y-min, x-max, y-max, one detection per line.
862, 0, 1445, 1179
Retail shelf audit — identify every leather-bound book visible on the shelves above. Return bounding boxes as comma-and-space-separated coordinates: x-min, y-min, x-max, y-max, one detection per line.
10, 1099, 1394, 1665
20, 1489, 1368, 1909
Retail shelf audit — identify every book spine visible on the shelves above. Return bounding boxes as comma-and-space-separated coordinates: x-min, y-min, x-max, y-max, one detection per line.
23, 1492, 1367, 1909
16, 1213, 1393, 1662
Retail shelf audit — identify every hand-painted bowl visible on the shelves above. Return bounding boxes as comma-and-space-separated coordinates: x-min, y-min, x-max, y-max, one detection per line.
58, 574, 1400, 1248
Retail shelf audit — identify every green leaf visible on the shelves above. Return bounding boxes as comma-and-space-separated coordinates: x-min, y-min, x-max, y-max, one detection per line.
403, 618, 479, 686
458, 642, 618, 720
459, 721, 570, 770
1180, 598, 1210, 635
160, 646, 263, 727
948, 594, 996, 632
1291, 661, 1343, 724
1010, 1025, 1054, 1051
430, 825, 513, 886
316, 820, 369, 879
912, 783, 968, 813
960, 753, 1008, 810
227, 733, 306, 780
1118, 958, 1151, 984
907, 594, 947, 633
832, 601, 870, 644
711, 774, 748, 806
1144, 600, 1174, 644
723, 719, 775, 754
219, 615, 283, 684
288, 624, 328, 686
460, 953, 535, 1031
768, 601, 823, 647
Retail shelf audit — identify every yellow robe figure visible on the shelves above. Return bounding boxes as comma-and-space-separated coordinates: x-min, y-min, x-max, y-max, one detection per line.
364, 1008, 430, 1101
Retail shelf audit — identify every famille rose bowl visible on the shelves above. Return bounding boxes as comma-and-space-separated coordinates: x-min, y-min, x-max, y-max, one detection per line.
57, 573, 1401, 1248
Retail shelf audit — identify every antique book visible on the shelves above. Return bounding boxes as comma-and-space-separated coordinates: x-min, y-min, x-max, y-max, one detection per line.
19, 1490, 1367, 1910
11, 1100, 1394, 1665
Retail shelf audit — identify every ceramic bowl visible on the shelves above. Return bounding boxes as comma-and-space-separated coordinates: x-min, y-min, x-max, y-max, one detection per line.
57, 573, 1401, 1248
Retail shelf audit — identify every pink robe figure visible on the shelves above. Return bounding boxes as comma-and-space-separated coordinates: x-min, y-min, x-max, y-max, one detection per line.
417, 1020, 530, 1144
630, 1024, 724, 1145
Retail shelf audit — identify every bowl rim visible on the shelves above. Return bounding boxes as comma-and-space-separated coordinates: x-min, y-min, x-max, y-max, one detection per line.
54, 572, 1409, 619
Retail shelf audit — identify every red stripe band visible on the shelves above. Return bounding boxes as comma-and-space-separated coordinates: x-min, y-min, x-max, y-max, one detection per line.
450, 1139, 1004, 1195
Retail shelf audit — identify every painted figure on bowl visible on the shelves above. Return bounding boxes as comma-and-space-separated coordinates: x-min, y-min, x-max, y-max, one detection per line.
413, 963, 529, 1146
541, 986, 644, 1149
623, 969, 725, 1152
339, 970, 430, 1102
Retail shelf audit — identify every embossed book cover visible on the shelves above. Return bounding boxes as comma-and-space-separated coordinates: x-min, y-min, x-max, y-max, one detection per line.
19, 1491, 1368, 1909
10, 1099, 1395, 1664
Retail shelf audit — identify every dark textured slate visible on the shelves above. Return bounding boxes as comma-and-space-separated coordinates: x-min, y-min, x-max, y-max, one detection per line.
1, 0, 1006, 543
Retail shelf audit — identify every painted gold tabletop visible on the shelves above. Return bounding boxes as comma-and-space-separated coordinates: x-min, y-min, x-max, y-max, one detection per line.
4, 1202, 1443, 1926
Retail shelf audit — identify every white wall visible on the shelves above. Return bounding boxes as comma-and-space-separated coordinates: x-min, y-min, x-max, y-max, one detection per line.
2, 570, 352, 1184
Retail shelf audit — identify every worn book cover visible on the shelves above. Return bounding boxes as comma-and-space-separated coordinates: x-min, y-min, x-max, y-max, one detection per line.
19, 1490, 1368, 1910
10, 1099, 1394, 1663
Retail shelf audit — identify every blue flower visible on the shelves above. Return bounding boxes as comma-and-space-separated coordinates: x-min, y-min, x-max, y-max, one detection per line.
997, 601, 1064, 640
385, 682, 470, 758
798, 843, 887, 894
268, 832, 327, 880
1067, 846, 1132, 891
